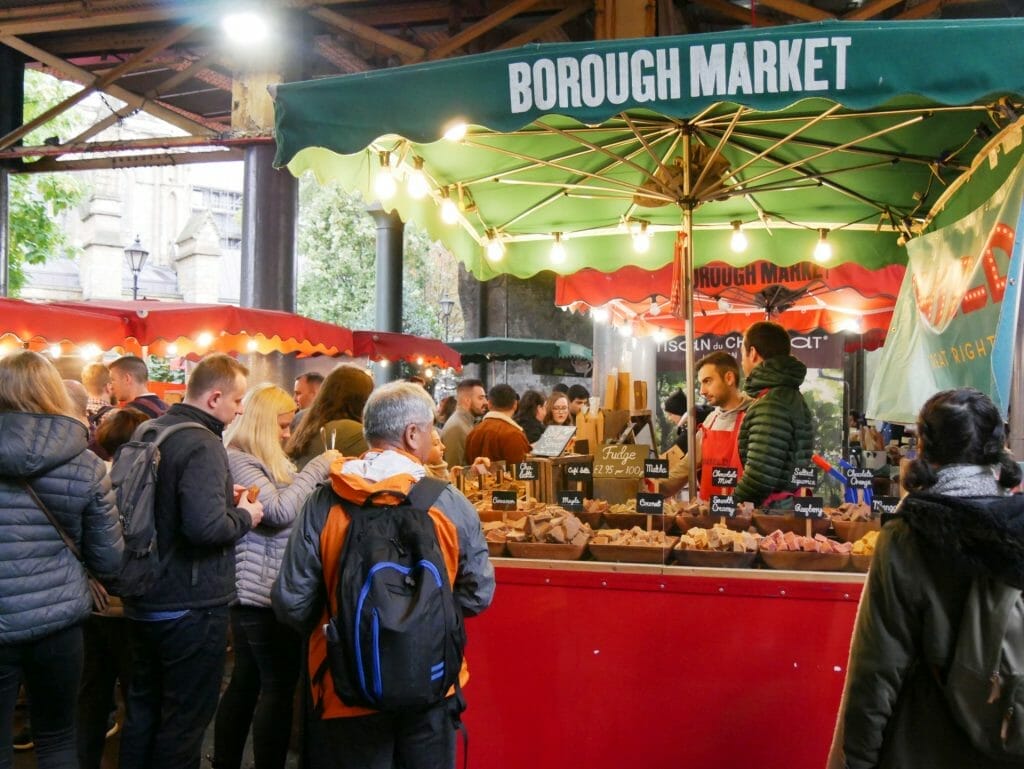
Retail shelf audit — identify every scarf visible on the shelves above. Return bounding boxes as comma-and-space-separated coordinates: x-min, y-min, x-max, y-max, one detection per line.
926, 463, 1006, 498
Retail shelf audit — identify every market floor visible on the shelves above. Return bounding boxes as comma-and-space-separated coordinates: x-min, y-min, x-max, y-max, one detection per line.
12, 649, 302, 769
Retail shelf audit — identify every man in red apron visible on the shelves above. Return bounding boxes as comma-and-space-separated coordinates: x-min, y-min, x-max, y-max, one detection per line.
661, 351, 752, 499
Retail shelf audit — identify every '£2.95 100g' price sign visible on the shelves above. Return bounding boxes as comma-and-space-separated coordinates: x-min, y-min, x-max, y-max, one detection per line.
593, 445, 646, 479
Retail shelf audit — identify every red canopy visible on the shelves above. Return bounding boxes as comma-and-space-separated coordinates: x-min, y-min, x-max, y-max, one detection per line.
555, 260, 904, 338
0, 298, 130, 353
45, 300, 355, 358
352, 330, 462, 370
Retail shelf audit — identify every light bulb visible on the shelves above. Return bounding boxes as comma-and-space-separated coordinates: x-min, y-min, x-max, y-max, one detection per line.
485, 234, 504, 262
49, 344, 62, 358
632, 222, 650, 254
617, 322, 633, 338
653, 329, 668, 344
380, 358, 390, 368
649, 297, 661, 316
416, 356, 425, 366
443, 122, 467, 142
246, 339, 259, 351
814, 229, 832, 262
222, 11, 269, 44
80, 344, 101, 359
730, 220, 748, 253
374, 168, 397, 200
197, 331, 214, 347
592, 307, 610, 324
440, 196, 459, 224
550, 233, 566, 265
424, 368, 434, 379
407, 159, 429, 199
717, 297, 732, 311
843, 317, 863, 333
166, 343, 178, 356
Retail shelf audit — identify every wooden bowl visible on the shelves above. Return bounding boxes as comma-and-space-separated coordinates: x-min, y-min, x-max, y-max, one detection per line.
601, 512, 648, 530
678, 513, 753, 533
506, 541, 587, 561
759, 550, 850, 572
589, 537, 679, 565
672, 549, 757, 569
848, 553, 873, 573
573, 510, 605, 528
753, 513, 830, 537
486, 540, 508, 558
831, 519, 881, 543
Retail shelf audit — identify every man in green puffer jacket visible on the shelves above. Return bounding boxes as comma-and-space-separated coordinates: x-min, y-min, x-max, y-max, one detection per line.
733, 321, 814, 505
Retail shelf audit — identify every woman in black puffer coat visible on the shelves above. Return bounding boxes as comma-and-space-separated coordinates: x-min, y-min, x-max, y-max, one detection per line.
0, 351, 124, 769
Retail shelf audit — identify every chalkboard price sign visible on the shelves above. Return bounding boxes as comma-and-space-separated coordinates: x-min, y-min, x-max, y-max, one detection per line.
644, 459, 670, 479
593, 444, 646, 479
711, 466, 738, 488
845, 468, 875, 489
531, 425, 577, 458
793, 497, 825, 519
709, 494, 737, 518
790, 466, 819, 489
516, 461, 539, 481
636, 493, 664, 515
872, 496, 899, 517
564, 461, 593, 479
557, 490, 584, 512
491, 490, 518, 511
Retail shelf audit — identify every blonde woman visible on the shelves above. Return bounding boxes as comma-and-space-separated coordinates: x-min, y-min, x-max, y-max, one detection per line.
0, 351, 123, 768
212, 384, 338, 769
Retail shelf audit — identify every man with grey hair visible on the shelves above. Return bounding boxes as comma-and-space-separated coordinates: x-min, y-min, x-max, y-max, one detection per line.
273, 381, 495, 769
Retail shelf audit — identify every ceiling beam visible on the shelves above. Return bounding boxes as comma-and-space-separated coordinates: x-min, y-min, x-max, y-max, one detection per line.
497, 0, 592, 48
895, 0, 945, 18
20, 148, 246, 173
745, 0, 834, 21
308, 6, 427, 63
686, 0, 777, 26
429, 0, 547, 59
842, 0, 905, 20
1, 34, 219, 138
0, 22, 199, 150
0, 133, 270, 163
313, 36, 373, 72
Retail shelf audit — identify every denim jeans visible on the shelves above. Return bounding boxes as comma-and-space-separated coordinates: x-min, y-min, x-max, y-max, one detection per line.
77, 614, 133, 769
119, 606, 230, 769
212, 606, 301, 769
0, 624, 84, 769
322, 699, 457, 769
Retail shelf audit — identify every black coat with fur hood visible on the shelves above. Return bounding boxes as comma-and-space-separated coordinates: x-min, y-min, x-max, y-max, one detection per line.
833, 492, 1024, 769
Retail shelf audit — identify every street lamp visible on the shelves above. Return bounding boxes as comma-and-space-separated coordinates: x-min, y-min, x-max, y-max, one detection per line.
439, 294, 455, 341
124, 236, 149, 300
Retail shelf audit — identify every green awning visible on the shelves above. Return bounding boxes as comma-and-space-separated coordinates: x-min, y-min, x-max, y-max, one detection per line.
274, 19, 1024, 279
449, 337, 592, 363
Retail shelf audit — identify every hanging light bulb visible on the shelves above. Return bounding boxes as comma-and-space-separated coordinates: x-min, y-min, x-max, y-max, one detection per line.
80, 344, 101, 360
416, 356, 425, 366
652, 329, 668, 344
842, 317, 864, 333
424, 368, 434, 379
730, 220, 748, 253
49, 344, 62, 358
591, 307, 610, 324
632, 221, 650, 254
813, 228, 833, 262
379, 358, 390, 368
550, 233, 566, 265
617, 321, 634, 338
443, 122, 467, 142
717, 297, 733, 311
165, 343, 178, 356
246, 339, 259, 352
440, 187, 459, 224
648, 296, 661, 316
374, 151, 397, 200
407, 157, 430, 199
485, 231, 504, 262
197, 331, 214, 347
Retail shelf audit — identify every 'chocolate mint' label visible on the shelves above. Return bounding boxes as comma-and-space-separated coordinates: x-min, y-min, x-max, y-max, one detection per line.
711, 466, 738, 487
793, 497, 825, 519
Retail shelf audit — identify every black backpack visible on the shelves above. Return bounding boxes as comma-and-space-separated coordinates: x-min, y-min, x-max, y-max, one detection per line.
107, 420, 207, 598
321, 476, 467, 712
941, 575, 1024, 758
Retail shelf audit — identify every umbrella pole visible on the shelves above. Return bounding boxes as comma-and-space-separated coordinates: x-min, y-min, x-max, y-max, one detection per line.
681, 129, 698, 502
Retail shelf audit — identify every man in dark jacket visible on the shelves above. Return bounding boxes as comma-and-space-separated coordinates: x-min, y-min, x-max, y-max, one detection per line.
733, 321, 814, 505
119, 354, 263, 769
108, 355, 170, 420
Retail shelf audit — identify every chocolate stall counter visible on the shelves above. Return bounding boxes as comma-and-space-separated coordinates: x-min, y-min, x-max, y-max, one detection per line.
462, 560, 862, 769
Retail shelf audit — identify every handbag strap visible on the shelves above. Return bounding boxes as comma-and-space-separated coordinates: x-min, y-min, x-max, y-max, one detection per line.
20, 479, 85, 563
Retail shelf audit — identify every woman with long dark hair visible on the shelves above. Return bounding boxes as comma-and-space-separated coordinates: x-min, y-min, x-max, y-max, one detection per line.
0, 351, 123, 768
515, 390, 547, 443
829, 387, 1024, 769
286, 365, 374, 469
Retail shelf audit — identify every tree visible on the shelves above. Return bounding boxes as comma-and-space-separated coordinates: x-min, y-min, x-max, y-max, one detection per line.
296, 178, 463, 339
8, 71, 88, 294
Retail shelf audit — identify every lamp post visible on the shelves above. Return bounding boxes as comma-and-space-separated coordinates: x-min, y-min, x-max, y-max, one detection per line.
124, 236, 149, 300
439, 294, 455, 342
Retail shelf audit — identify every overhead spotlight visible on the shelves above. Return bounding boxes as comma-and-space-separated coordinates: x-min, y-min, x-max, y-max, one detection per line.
407, 157, 430, 199
632, 221, 650, 254
730, 220, 748, 253
485, 231, 504, 262
813, 228, 833, 262
374, 151, 397, 200
440, 188, 459, 225
591, 307, 610, 324
550, 233, 566, 265
222, 11, 269, 44
443, 122, 468, 142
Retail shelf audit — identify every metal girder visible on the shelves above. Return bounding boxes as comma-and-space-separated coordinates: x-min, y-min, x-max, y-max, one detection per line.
497, 0, 591, 48
745, 0, 834, 21
429, 0, 548, 59
308, 6, 427, 63
21, 148, 245, 172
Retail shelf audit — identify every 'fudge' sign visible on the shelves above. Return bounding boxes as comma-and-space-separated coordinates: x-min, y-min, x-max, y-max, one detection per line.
593, 445, 646, 479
